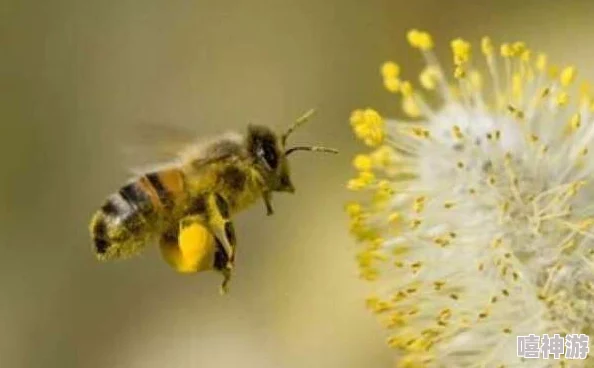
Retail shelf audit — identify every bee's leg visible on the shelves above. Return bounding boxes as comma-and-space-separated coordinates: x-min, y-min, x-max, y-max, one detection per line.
263, 191, 274, 216
206, 193, 238, 269
212, 239, 232, 294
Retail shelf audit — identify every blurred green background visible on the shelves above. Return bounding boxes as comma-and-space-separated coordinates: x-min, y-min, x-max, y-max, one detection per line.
3, 0, 594, 367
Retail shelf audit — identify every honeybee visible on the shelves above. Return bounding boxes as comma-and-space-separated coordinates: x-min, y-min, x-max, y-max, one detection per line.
89, 110, 337, 294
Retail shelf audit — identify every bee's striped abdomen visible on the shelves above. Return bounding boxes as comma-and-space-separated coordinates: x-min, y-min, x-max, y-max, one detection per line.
90, 168, 186, 261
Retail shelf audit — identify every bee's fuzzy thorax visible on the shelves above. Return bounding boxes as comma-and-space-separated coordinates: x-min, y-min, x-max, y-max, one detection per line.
347, 30, 594, 367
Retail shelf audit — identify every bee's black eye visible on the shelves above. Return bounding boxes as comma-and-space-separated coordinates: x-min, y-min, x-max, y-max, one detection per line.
258, 141, 278, 170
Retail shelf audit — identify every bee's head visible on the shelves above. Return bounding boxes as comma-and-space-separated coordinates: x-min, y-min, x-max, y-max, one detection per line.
246, 109, 338, 194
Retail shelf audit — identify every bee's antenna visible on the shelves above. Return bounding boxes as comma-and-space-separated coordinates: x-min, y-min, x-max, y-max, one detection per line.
281, 109, 317, 146
285, 146, 338, 156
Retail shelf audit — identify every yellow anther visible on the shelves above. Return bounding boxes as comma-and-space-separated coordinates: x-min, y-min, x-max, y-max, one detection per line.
400, 81, 414, 97
419, 66, 440, 90
388, 212, 401, 224
385, 313, 407, 329
353, 154, 373, 171
434, 237, 450, 247
433, 280, 445, 290
500, 43, 513, 58
347, 171, 375, 191
402, 96, 421, 118
376, 179, 393, 194
560, 66, 577, 87
383, 77, 400, 93
540, 87, 551, 98
507, 105, 524, 120
492, 237, 503, 248
391, 247, 408, 259
347, 179, 364, 191
451, 38, 471, 65
413, 196, 426, 213
370, 145, 394, 167
511, 41, 526, 55
536, 53, 547, 72
381, 61, 400, 79
345, 202, 363, 218
569, 113, 581, 131
411, 127, 430, 139
411, 261, 423, 270
410, 218, 422, 229
406, 29, 434, 50
481, 36, 494, 56
350, 108, 385, 147
452, 125, 464, 139
556, 92, 569, 106
520, 49, 531, 62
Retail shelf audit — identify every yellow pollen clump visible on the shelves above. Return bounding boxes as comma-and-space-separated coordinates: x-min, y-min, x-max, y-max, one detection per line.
560, 66, 577, 87
347, 171, 375, 191
353, 154, 373, 171
451, 38, 471, 78
406, 29, 434, 50
388, 212, 401, 224
511, 41, 526, 56
370, 145, 394, 167
350, 109, 385, 147
419, 66, 440, 90
451, 39, 471, 64
481, 36, 494, 56
402, 97, 421, 118
383, 77, 400, 93
345, 202, 363, 218
500, 43, 513, 58
556, 92, 569, 106
400, 81, 414, 97
381, 61, 400, 79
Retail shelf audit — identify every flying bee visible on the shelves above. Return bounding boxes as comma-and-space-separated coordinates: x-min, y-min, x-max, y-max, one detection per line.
89, 109, 338, 294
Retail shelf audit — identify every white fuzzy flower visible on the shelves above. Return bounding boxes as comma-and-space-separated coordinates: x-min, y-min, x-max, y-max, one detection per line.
347, 30, 594, 367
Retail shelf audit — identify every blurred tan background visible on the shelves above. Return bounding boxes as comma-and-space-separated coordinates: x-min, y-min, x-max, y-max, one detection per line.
3, 0, 594, 367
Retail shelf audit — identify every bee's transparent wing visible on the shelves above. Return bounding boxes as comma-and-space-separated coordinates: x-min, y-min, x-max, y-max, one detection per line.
120, 121, 200, 175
